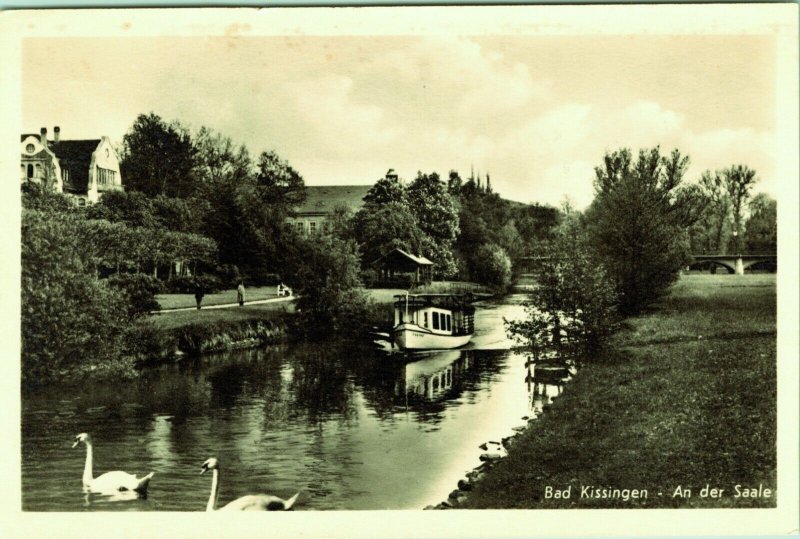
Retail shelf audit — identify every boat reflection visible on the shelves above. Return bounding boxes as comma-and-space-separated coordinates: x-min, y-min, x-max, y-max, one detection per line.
525, 358, 577, 416
397, 350, 467, 402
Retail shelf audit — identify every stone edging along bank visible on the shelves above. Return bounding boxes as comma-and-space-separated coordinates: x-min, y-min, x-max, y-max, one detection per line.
424, 368, 574, 510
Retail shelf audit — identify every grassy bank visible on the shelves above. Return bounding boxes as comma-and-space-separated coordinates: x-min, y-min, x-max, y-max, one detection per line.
460, 274, 776, 509
156, 286, 281, 310
149, 299, 294, 331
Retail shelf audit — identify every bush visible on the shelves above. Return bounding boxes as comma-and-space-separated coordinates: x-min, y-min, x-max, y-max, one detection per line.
360, 268, 379, 288
506, 218, 619, 358
164, 274, 223, 294
107, 273, 162, 318
22, 211, 130, 388
472, 243, 512, 291
214, 264, 242, 288
123, 320, 177, 365
285, 235, 374, 338
173, 319, 288, 355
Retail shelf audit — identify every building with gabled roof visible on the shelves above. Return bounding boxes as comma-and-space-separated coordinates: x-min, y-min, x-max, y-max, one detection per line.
21, 126, 123, 205
287, 184, 372, 236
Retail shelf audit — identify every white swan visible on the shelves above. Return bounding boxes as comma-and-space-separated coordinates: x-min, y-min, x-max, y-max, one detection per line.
201, 458, 300, 511
72, 433, 154, 495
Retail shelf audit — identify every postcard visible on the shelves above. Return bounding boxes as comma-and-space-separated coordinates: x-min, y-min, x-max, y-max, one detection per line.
1, 5, 797, 538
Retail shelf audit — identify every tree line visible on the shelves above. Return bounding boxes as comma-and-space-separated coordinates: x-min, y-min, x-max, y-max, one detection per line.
508, 145, 775, 360
21, 110, 775, 385
21, 111, 559, 386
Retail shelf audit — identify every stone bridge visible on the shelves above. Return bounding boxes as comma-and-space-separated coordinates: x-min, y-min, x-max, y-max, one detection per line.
514, 254, 776, 276
689, 254, 777, 275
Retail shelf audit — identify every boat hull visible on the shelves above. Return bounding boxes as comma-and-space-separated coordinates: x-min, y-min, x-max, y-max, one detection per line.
392, 323, 472, 350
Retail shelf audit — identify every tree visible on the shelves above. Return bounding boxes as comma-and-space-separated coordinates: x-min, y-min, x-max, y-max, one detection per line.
192, 127, 254, 272
689, 170, 732, 254
472, 243, 512, 290
722, 164, 759, 254
506, 215, 619, 357
21, 181, 76, 214
586, 147, 702, 315
255, 150, 307, 210
743, 193, 776, 254
352, 202, 426, 266
22, 211, 129, 387
362, 175, 408, 206
285, 235, 372, 336
85, 190, 158, 229
407, 172, 460, 278
120, 113, 197, 198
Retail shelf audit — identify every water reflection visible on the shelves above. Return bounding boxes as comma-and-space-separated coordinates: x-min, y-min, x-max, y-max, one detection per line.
525, 357, 577, 416
23, 297, 570, 511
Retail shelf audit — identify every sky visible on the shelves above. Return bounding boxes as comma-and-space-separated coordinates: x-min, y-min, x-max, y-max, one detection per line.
21, 30, 778, 209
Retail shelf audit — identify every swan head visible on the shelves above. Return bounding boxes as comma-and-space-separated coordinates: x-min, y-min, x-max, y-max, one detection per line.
72, 433, 91, 448
200, 458, 219, 475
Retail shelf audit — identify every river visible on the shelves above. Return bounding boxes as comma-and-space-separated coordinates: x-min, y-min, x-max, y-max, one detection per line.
21, 295, 571, 511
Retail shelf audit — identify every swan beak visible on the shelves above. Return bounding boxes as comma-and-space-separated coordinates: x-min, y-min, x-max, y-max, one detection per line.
200, 468, 206, 475
71, 441, 79, 448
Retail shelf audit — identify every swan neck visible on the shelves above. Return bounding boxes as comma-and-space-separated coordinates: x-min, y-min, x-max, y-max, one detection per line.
207, 469, 220, 512
82, 442, 94, 485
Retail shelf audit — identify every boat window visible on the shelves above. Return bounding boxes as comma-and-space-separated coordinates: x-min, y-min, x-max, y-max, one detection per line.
423, 312, 428, 328
446, 314, 451, 332
432, 312, 439, 330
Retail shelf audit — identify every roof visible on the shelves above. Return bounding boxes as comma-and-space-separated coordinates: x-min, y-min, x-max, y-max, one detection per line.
295, 185, 372, 215
21, 134, 39, 142
375, 248, 434, 268
49, 139, 101, 194
394, 248, 433, 265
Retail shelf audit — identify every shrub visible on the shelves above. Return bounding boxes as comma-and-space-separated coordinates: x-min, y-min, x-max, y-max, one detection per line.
506, 218, 619, 358
173, 319, 288, 355
360, 268, 378, 288
285, 235, 373, 338
165, 274, 223, 294
22, 210, 129, 388
472, 243, 512, 291
107, 273, 162, 318
123, 320, 177, 365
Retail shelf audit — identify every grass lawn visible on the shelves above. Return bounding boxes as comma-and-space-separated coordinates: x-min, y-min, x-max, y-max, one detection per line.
461, 273, 777, 509
148, 298, 294, 331
156, 286, 281, 310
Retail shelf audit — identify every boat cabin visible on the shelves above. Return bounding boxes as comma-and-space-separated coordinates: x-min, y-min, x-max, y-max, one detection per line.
393, 294, 475, 337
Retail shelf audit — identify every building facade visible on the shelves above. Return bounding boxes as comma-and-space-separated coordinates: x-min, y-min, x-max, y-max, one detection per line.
287, 184, 372, 236
21, 126, 123, 205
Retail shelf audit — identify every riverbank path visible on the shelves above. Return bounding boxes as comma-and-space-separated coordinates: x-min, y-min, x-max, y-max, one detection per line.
152, 296, 295, 314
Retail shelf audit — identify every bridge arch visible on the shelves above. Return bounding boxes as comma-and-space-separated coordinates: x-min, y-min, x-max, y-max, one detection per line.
687, 260, 735, 274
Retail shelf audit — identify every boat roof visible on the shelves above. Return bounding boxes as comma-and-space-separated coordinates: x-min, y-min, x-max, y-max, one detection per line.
393, 293, 476, 310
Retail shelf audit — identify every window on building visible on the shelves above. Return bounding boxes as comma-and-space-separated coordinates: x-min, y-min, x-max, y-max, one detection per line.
296, 222, 304, 234
95, 167, 117, 186
27, 164, 34, 178
309, 221, 317, 234
26, 144, 35, 153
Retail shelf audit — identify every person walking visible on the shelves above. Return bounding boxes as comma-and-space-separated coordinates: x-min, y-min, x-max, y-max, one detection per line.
237, 281, 246, 307
194, 280, 205, 310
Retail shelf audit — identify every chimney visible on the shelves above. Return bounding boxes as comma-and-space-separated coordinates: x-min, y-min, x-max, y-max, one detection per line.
54, 126, 60, 143
40, 127, 48, 149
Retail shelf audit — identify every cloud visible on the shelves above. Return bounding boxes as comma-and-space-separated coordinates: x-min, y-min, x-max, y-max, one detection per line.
289, 75, 400, 157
